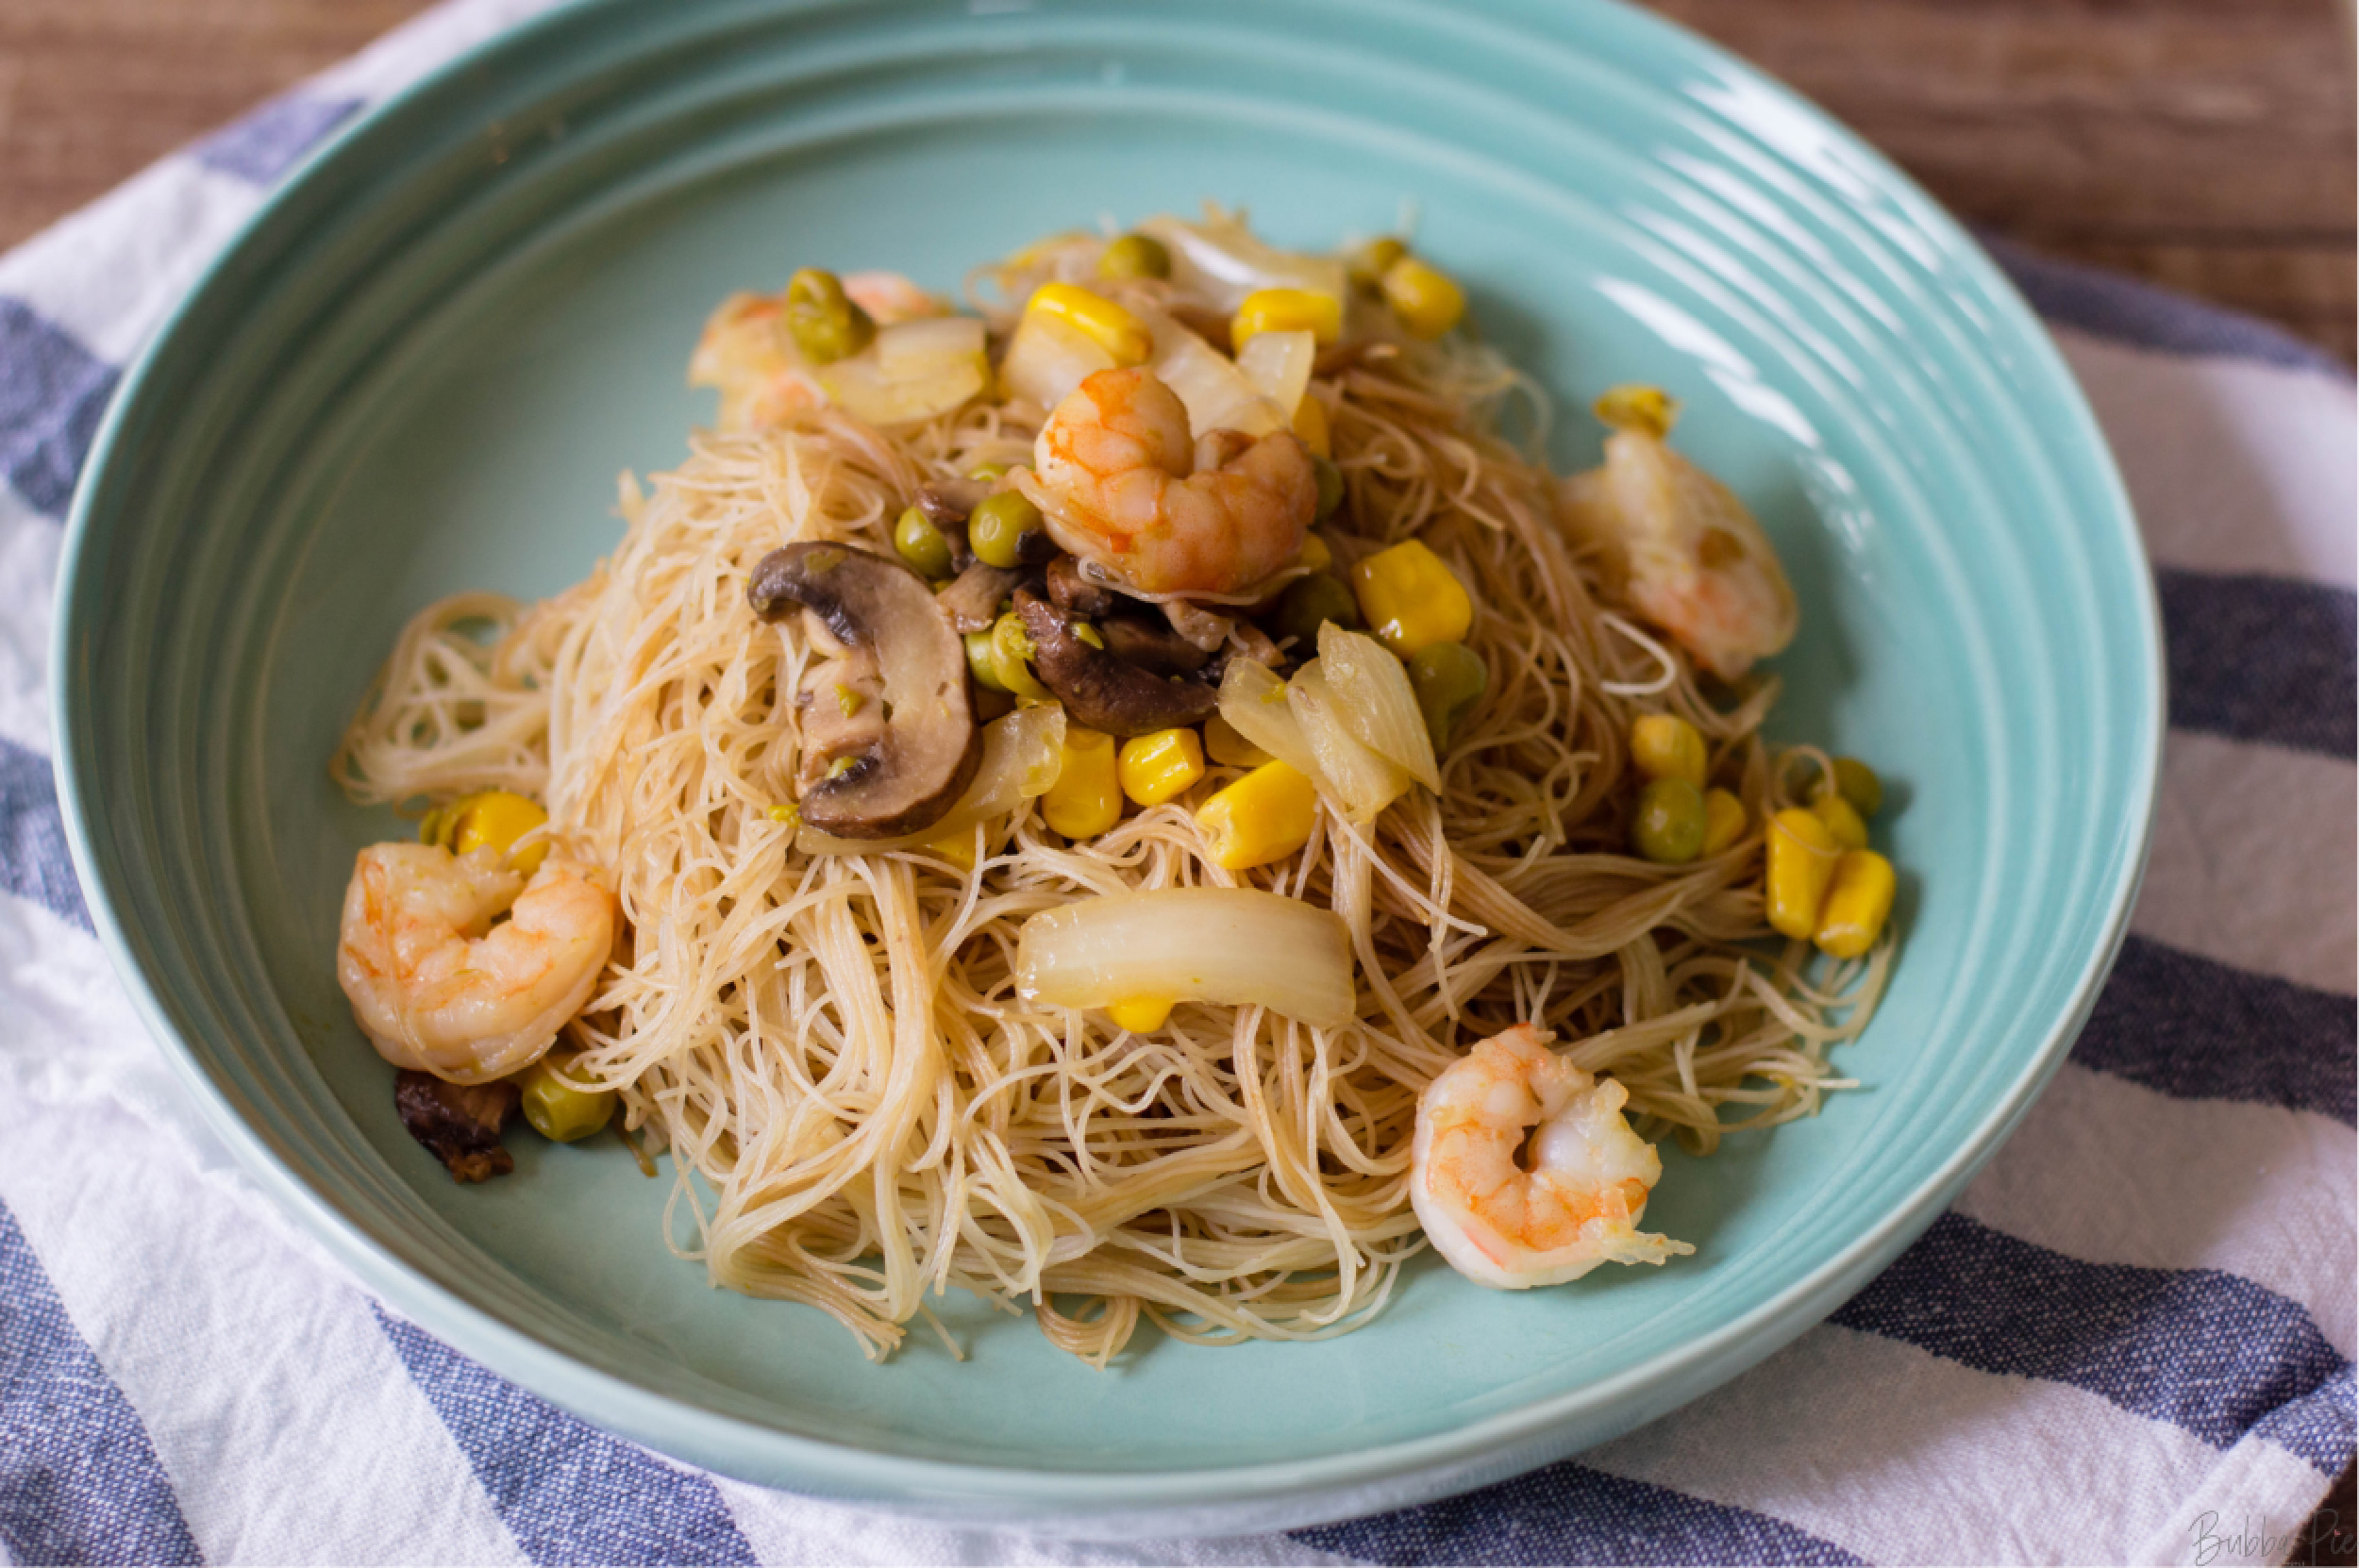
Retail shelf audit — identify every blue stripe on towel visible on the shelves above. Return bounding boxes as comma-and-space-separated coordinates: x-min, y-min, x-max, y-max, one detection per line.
0, 300, 118, 520
2157, 569, 2357, 758
373, 1308, 757, 1567
1986, 237, 2352, 378
193, 92, 365, 186
1833, 1213, 2346, 1459
0, 738, 92, 932
2252, 1363, 2357, 1475
2073, 936, 2356, 1125
0, 1199, 203, 1566
1295, 1462, 1861, 1566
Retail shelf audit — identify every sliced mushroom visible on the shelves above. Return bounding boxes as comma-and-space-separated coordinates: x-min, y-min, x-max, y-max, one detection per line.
395, 1070, 519, 1184
749, 542, 981, 837
795, 652, 890, 788
935, 559, 1024, 634
1017, 590, 1219, 736
1163, 598, 1234, 654
1046, 553, 1118, 619
916, 475, 988, 527
1099, 610, 1213, 676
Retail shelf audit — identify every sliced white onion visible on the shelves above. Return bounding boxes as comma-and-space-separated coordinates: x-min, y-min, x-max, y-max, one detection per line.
799, 703, 1065, 856
816, 351, 986, 426
876, 314, 986, 374
1235, 329, 1315, 418
1317, 623, 1440, 790
1015, 886, 1357, 1029
998, 310, 1116, 410
1287, 659, 1412, 824
1136, 214, 1348, 314
1217, 659, 1323, 782
1136, 305, 1284, 439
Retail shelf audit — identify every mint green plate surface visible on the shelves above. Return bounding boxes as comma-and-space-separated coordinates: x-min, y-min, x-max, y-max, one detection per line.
54, 0, 2160, 1533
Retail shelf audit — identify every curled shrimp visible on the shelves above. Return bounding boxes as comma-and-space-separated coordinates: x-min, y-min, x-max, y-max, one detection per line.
1014, 366, 1315, 597
841, 270, 947, 325
1561, 409, 1797, 681
1411, 1023, 1693, 1289
337, 842, 614, 1086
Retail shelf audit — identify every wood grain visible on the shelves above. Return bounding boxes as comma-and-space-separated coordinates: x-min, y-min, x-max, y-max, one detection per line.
0, 2, 2350, 1555
0, 0, 2350, 359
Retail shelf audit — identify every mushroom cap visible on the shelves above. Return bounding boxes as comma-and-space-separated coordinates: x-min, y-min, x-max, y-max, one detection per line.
748, 542, 981, 838
1015, 589, 1219, 737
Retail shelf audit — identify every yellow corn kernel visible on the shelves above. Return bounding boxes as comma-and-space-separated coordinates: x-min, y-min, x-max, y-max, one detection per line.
1292, 392, 1331, 458
1297, 530, 1333, 574
1380, 257, 1465, 340
1701, 787, 1747, 856
1106, 996, 1175, 1034
1630, 713, 1708, 789
1231, 288, 1343, 352
1350, 539, 1473, 658
1203, 712, 1272, 769
1117, 727, 1206, 808
1765, 808, 1841, 940
924, 826, 979, 873
1814, 849, 1896, 959
1832, 756, 1883, 818
1044, 727, 1122, 840
1813, 791, 1870, 852
1196, 760, 1317, 871
1593, 383, 1681, 439
444, 791, 549, 875
765, 804, 798, 825
1025, 282, 1152, 366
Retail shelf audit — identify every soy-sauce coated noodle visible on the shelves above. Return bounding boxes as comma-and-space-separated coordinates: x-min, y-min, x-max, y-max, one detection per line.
334, 227, 1886, 1364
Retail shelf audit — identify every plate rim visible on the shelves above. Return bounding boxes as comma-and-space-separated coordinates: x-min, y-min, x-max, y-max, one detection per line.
49, 0, 2166, 1525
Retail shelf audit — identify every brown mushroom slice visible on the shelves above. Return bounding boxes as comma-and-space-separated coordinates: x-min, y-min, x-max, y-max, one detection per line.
748, 542, 981, 838
1016, 590, 1219, 737
1099, 610, 1213, 676
395, 1070, 519, 1184
795, 653, 890, 788
934, 559, 1024, 634
1045, 554, 1118, 619
915, 475, 988, 527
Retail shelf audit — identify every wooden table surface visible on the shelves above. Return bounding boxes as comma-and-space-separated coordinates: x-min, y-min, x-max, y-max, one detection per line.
1, 0, 2351, 361
0, 0, 2351, 1559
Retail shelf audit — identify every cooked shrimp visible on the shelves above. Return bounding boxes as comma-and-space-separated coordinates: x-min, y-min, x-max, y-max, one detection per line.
1561, 424, 1797, 681
1411, 1023, 1693, 1289
337, 842, 614, 1086
688, 292, 820, 431
842, 270, 947, 325
1015, 366, 1315, 596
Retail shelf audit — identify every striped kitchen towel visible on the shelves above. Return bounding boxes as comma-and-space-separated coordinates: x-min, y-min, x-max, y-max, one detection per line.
0, 2, 2350, 1563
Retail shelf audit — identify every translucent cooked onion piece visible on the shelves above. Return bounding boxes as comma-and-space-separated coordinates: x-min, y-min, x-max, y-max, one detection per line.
998, 309, 1117, 410
1217, 658, 1323, 783
1235, 328, 1315, 417
875, 314, 985, 373
800, 703, 1063, 855
1287, 659, 1413, 824
1139, 306, 1285, 439
1317, 623, 1440, 790
816, 318, 989, 425
1136, 212, 1348, 313
1015, 887, 1357, 1029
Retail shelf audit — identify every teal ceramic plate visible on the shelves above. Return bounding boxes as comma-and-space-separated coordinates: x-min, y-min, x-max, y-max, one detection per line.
54, 0, 2160, 1534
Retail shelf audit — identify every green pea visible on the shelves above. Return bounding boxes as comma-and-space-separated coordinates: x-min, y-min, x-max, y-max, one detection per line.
1832, 756, 1883, 818
1631, 776, 1707, 865
1097, 233, 1172, 281
968, 490, 1045, 569
893, 506, 954, 580
1346, 236, 1407, 293
964, 629, 1010, 692
1312, 455, 1344, 521
1407, 641, 1488, 749
516, 1053, 616, 1143
784, 267, 875, 365
1270, 573, 1361, 654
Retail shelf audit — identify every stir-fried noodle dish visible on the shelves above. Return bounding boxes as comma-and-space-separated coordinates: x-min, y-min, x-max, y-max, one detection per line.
331, 211, 1901, 1366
